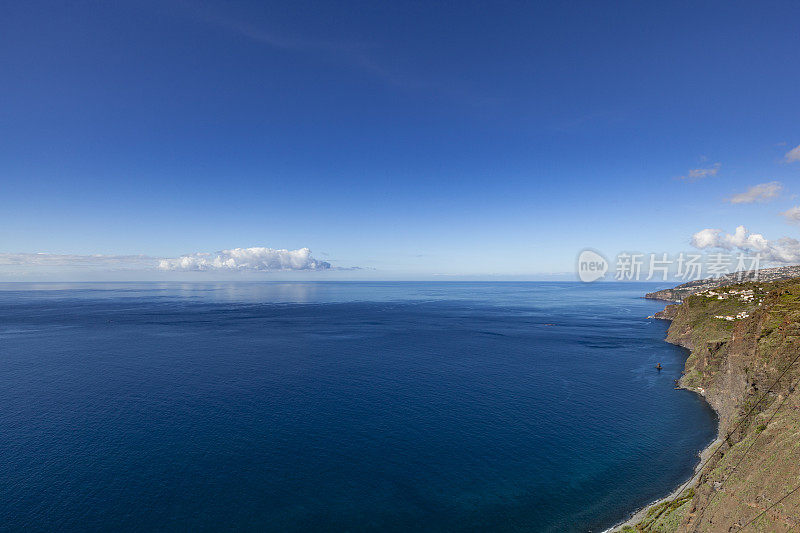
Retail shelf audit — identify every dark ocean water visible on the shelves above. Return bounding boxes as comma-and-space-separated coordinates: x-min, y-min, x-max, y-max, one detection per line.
0, 282, 716, 532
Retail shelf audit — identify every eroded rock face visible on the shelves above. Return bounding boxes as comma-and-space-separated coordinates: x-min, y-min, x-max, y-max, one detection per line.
652, 304, 680, 321
634, 278, 800, 532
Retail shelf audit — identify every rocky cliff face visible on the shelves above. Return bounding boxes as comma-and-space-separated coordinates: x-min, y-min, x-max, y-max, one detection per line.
629, 278, 800, 532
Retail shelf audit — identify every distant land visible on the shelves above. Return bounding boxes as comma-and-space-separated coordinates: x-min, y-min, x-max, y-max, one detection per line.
645, 265, 800, 303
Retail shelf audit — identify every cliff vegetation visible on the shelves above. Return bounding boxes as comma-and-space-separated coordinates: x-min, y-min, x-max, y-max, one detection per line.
630, 278, 800, 532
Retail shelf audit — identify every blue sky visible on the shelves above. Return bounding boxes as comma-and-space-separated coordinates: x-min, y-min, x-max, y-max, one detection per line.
2, 1, 799, 279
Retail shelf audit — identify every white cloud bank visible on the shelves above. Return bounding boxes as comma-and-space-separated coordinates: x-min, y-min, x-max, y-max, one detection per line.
691, 225, 800, 263
0, 247, 332, 272
726, 181, 783, 204
785, 144, 800, 163
157, 247, 331, 271
680, 163, 720, 181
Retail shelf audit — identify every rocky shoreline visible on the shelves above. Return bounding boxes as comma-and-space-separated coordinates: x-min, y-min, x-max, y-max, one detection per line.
609, 437, 722, 532
609, 303, 721, 532
614, 276, 800, 531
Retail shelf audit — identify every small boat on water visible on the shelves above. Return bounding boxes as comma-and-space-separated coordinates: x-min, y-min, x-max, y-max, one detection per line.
656, 363, 662, 371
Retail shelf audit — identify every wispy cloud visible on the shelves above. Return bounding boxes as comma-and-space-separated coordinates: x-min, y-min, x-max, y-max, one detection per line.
782, 206, 800, 225
0, 253, 155, 268
679, 163, 721, 181
179, 1, 493, 105
726, 181, 782, 204
784, 143, 800, 163
181, 2, 408, 83
158, 247, 330, 271
691, 225, 800, 263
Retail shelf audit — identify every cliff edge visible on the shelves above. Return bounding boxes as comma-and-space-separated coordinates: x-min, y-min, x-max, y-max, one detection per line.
627, 277, 800, 532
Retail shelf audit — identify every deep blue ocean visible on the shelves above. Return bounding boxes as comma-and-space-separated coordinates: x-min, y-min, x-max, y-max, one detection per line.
0, 282, 716, 532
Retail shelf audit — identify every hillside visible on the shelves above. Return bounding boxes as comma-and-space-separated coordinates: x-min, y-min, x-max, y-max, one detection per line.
644, 265, 800, 303
626, 278, 800, 531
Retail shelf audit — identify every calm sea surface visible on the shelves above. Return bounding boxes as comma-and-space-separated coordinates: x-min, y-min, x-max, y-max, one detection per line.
0, 282, 716, 532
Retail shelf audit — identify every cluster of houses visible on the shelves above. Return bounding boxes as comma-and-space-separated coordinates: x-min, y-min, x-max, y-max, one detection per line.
714, 311, 751, 321
696, 288, 761, 321
699, 288, 756, 301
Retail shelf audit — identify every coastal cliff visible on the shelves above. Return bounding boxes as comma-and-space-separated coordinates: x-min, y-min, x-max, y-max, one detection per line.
627, 277, 800, 532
